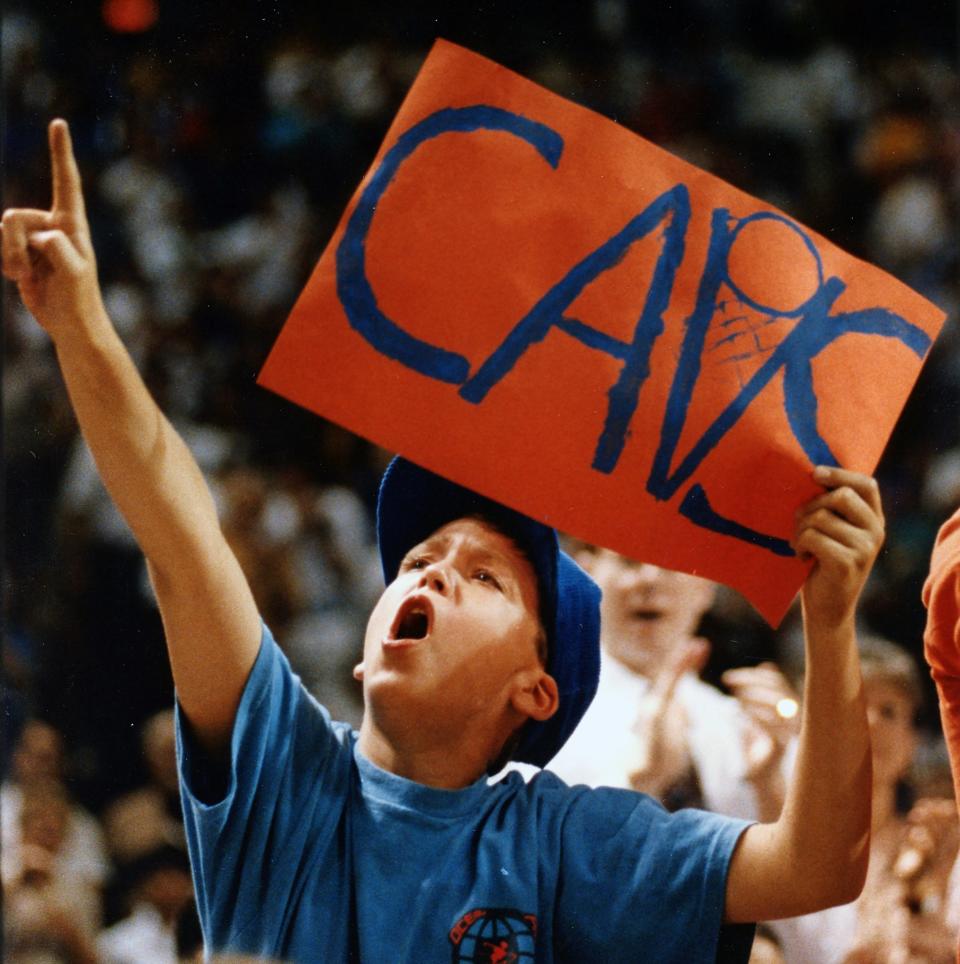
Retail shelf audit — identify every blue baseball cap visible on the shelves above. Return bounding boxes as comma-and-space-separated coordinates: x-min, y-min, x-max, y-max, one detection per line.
376, 456, 601, 768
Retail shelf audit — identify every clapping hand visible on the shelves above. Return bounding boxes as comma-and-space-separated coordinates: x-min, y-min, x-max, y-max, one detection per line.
628, 637, 709, 797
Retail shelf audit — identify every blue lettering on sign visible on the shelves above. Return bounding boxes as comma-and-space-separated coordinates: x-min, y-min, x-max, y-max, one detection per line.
459, 182, 690, 477
336, 106, 563, 384
648, 210, 931, 554
335, 105, 933, 557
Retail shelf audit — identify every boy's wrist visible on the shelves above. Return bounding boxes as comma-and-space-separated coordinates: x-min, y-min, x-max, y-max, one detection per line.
801, 583, 859, 640
805, 608, 856, 640
50, 299, 114, 352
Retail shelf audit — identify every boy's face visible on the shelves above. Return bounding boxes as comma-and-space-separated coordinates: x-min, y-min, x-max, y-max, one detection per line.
579, 549, 715, 677
357, 517, 546, 747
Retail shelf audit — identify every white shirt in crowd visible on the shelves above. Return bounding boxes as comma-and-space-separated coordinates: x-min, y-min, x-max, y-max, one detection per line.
547, 651, 765, 821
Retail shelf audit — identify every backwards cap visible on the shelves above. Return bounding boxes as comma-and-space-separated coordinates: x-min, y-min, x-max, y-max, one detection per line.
376, 457, 601, 768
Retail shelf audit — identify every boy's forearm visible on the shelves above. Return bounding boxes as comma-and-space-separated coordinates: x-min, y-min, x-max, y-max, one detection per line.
725, 614, 871, 923
782, 610, 871, 903
54, 308, 222, 580
725, 467, 882, 923
777, 468, 881, 912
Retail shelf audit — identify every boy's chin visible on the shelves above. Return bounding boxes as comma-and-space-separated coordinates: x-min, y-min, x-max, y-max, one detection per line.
364, 673, 437, 716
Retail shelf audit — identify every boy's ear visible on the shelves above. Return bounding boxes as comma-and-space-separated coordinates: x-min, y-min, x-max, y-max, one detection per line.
352, 662, 365, 682
511, 670, 559, 723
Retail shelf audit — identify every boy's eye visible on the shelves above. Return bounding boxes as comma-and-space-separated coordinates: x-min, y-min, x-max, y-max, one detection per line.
403, 556, 428, 571
474, 569, 502, 589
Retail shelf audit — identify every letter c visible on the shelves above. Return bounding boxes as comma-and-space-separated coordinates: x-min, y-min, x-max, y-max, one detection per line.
336, 105, 564, 383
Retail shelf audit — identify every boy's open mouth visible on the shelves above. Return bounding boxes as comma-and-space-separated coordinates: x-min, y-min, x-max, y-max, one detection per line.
385, 594, 434, 646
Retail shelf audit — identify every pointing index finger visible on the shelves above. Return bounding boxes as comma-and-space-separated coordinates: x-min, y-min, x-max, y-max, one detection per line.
49, 119, 85, 217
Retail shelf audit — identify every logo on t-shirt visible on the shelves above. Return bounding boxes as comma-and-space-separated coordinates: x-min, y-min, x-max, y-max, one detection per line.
449, 907, 537, 962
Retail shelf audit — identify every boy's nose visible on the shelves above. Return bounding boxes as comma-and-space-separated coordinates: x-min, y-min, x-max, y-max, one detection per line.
419, 562, 450, 595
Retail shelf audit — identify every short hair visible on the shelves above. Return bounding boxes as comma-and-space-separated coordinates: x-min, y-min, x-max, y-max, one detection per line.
858, 634, 923, 714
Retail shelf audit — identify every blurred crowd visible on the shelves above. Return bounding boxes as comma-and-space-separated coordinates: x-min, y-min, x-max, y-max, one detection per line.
3, 1, 958, 961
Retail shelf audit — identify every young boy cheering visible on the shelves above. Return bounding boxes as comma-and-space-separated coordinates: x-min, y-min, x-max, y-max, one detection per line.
3, 119, 883, 962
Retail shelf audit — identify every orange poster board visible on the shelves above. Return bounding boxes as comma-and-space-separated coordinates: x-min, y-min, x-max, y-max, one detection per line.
258, 39, 945, 625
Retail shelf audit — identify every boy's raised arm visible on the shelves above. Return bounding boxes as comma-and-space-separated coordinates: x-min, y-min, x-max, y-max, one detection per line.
724, 466, 883, 922
1, 119, 260, 757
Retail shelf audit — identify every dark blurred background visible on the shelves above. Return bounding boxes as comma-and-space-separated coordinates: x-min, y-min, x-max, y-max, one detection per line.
4, 0, 958, 811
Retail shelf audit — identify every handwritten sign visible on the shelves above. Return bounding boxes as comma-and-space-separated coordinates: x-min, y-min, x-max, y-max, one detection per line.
259, 39, 945, 625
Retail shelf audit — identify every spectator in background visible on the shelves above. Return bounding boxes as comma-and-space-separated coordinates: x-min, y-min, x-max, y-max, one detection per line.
890, 798, 959, 962
772, 636, 958, 963
3, 780, 102, 962
548, 550, 798, 822
98, 844, 194, 964
103, 708, 185, 864
1, 719, 109, 922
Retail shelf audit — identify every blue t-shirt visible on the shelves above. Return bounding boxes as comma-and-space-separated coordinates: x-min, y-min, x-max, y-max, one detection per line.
177, 624, 754, 963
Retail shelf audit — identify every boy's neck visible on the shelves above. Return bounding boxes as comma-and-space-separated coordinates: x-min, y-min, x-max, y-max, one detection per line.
357, 722, 491, 790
